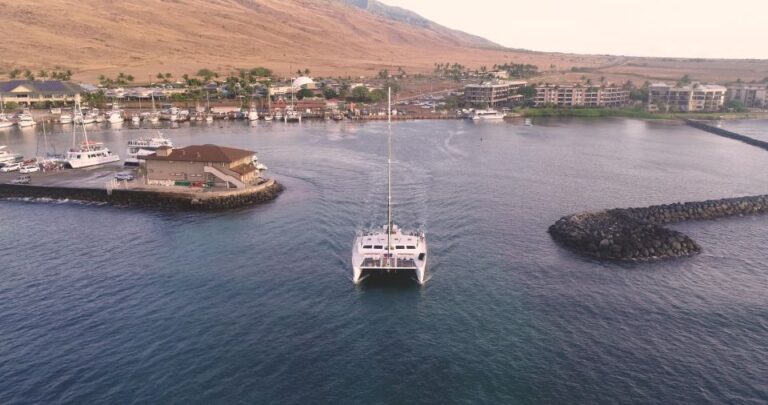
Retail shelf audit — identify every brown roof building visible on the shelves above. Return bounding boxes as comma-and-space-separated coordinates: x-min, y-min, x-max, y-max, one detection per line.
145, 144, 262, 189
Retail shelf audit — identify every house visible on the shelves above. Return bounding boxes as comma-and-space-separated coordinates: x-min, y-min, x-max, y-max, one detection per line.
0, 80, 82, 106
727, 84, 767, 108
144, 144, 262, 189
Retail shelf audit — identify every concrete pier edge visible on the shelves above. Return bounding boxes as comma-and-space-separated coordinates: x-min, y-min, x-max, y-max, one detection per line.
0, 179, 284, 210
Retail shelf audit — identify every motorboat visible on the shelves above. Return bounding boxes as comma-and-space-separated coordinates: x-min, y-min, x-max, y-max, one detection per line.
63, 98, 120, 168
351, 88, 427, 285
17, 112, 36, 127
124, 132, 173, 166
0, 145, 23, 165
471, 109, 505, 121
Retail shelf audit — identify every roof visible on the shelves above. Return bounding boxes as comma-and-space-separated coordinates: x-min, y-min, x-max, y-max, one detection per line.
0, 80, 82, 94
145, 144, 255, 163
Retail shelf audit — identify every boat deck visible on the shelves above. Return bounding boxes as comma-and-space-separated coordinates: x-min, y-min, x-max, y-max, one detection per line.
360, 257, 418, 270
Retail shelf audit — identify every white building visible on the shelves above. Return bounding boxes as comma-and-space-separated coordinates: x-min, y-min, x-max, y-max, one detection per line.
727, 84, 767, 108
463, 80, 527, 107
648, 83, 726, 112
534, 84, 629, 107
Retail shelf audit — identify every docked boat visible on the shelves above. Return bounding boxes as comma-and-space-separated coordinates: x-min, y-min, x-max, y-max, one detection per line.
60, 112, 73, 124
471, 109, 505, 121
63, 98, 120, 168
124, 132, 173, 166
17, 112, 36, 127
160, 106, 179, 122
131, 115, 141, 125
107, 105, 124, 124
0, 116, 13, 128
351, 88, 428, 285
248, 105, 259, 121
0, 145, 23, 165
284, 107, 301, 123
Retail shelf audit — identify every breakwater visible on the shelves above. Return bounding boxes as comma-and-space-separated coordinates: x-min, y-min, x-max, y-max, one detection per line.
685, 120, 768, 151
0, 180, 283, 210
549, 194, 768, 260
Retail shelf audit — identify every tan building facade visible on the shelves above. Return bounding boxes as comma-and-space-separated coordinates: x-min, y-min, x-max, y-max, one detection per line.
0, 80, 82, 106
464, 80, 527, 107
144, 144, 261, 189
727, 84, 767, 108
534, 84, 630, 107
648, 83, 726, 112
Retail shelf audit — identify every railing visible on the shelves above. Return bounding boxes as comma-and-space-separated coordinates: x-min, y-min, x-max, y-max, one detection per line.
203, 165, 245, 189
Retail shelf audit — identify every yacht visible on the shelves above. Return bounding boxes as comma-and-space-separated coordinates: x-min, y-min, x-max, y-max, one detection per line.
160, 106, 179, 122
124, 132, 173, 166
248, 105, 259, 121
107, 104, 124, 124
63, 98, 120, 168
471, 109, 505, 121
0, 145, 23, 165
75, 110, 97, 124
0, 116, 13, 129
17, 112, 36, 127
284, 107, 301, 123
351, 88, 428, 285
60, 112, 73, 124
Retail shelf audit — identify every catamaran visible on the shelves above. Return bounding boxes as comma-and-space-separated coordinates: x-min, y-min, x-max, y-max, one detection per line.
63, 97, 120, 168
351, 88, 428, 285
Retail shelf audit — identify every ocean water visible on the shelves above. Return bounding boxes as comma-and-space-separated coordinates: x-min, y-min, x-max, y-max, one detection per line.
1, 118, 767, 404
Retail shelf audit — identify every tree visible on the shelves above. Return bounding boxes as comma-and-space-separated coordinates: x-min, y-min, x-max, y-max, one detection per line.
303, 68, 310, 76
157, 73, 164, 80
24, 70, 34, 80
518, 85, 537, 100
378, 69, 389, 79
322, 87, 338, 99
726, 99, 747, 112
9, 69, 20, 79
38, 70, 48, 79
349, 86, 370, 102
678, 74, 692, 86
249, 67, 271, 78
197, 68, 217, 82
296, 88, 314, 99
368, 89, 387, 103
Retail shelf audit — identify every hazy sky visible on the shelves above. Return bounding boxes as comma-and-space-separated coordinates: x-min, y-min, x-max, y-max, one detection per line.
379, 0, 768, 59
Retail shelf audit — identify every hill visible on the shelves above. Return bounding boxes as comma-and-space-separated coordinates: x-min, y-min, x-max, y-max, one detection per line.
1, 0, 766, 84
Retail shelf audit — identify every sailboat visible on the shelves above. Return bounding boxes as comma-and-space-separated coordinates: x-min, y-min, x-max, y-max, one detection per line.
351, 88, 428, 285
149, 91, 160, 124
63, 96, 121, 168
205, 92, 213, 123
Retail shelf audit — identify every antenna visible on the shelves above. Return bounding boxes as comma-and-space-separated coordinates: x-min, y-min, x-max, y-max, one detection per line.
387, 87, 392, 265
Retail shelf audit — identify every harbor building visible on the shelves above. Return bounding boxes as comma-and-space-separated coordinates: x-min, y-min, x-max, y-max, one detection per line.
463, 80, 527, 107
726, 84, 767, 108
144, 144, 261, 189
648, 82, 726, 112
534, 84, 630, 107
0, 80, 82, 106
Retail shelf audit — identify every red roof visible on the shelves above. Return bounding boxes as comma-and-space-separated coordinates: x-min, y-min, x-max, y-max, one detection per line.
144, 144, 255, 163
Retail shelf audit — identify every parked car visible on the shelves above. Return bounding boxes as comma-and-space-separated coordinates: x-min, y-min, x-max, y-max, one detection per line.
115, 172, 135, 181
19, 165, 40, 174
0, 163, 21, 172
11, 175, 31, 184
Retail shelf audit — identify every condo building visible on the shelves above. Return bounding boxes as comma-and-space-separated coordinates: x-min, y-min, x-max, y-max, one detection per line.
726, 84, 767, 108
648, 83, 726, 112
463, 80, 527, 107
534, 84, 629, 107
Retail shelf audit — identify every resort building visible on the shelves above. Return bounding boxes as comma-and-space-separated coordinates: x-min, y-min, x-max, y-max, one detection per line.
648, 82, 727, 112
144, 144, 261, 189
726, 84, 767, 108
534, 84, 630, 107
463, 80, 527, 107
0, 80, 82, 106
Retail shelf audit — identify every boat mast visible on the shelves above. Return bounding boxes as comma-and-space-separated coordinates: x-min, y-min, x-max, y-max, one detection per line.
387, 87, 392, 263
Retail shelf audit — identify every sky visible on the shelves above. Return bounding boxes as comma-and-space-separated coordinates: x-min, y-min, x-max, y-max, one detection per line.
379, 0, 768, 59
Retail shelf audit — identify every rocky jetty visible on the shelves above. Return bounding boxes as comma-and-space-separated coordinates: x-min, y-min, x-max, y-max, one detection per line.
549, 195, 768, 261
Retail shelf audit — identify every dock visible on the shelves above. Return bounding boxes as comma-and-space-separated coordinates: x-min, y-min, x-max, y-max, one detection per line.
0, 166, 283, 210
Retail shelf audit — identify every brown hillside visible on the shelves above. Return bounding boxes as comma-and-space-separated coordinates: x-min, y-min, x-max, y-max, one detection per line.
1, 0, 767, 84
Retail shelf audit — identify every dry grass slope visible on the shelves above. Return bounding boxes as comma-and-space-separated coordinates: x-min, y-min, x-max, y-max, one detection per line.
1, 0, 766, 84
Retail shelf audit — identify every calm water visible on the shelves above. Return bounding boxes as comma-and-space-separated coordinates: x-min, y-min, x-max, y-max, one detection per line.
1, 118, 767, 404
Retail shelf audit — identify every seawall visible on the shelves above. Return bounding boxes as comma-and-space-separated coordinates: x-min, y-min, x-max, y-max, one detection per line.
685, 120, 768, 151
549, 194, 768, 261
0, 179, 284, 210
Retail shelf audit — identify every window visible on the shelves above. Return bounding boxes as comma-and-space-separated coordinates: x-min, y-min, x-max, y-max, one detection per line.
373, 245, 383, 249
396, 245, 405, 250
363, 245, 372, 249
407, 246, 416, 249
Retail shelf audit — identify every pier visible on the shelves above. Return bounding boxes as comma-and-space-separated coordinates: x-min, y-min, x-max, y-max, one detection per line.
0, 167, 283, 210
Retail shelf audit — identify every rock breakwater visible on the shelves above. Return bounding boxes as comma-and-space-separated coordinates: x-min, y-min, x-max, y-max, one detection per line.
549, 195, 768, 261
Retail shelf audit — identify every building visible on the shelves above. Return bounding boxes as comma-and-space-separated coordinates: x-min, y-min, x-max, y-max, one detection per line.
534, 84, 630, 107
0, 80, 82, 106
648, 82, 726, 112
144, 144, 261, 189
727, 84, 767, 108
463, 80, 527, 107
